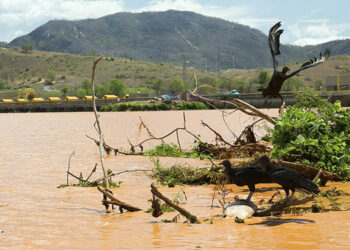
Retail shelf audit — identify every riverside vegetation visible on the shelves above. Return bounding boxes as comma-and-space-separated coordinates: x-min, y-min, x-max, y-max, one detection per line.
1, 47, 350, 101
145, 94, 350, 181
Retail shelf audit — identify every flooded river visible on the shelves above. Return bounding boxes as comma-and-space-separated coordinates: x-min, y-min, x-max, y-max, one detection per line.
0, 110, 349, 249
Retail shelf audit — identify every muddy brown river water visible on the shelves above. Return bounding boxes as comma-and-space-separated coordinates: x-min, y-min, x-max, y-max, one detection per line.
0, 110, 349, 249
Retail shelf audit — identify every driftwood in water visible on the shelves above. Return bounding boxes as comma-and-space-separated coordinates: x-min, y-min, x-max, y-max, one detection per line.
150, 184, 200, 224
277, 160, 343, 186
254, 196, 314, 216
97, 186, 142, 212
151, 194, 163, 217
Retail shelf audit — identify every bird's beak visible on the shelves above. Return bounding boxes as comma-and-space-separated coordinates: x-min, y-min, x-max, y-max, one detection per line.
219, 162, 223, 166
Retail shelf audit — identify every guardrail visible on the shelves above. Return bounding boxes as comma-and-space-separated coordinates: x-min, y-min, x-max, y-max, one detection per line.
0, 92, 349, 113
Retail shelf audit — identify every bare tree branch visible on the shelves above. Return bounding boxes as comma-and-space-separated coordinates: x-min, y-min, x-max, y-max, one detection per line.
151, 184, 200, 224
97, 186, 142, 212
67, 151, 75, 185
90, 56, 109, 193
201, 120, 234, 147
254, 196, 314, 216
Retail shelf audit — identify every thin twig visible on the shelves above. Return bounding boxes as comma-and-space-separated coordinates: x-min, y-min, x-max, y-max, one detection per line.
67, 151, 75, 186
91, 169, 152, 185
201, 120, 234, 147
67, 171, 83, 181
139, 116, 155, 138
85, 135, 133, 155
176, 130, 182, 152
211, 184, 218, 208
85, 163, 97, 182
313, 169, 323, 183
221, 112, 238, 139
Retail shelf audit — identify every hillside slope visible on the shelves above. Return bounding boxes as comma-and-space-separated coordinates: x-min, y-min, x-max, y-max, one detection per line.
9, 10, 350, 71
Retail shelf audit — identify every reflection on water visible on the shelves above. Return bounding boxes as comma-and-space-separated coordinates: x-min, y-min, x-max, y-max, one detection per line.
0, 111, 349, 249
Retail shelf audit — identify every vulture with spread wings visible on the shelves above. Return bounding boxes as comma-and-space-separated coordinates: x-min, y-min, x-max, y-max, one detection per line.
258, 22, 330, 102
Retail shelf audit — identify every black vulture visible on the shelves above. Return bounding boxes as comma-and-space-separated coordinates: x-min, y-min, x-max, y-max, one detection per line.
258, 22, 330, 103
220, 160, 272, 201
255, 156, 320, 201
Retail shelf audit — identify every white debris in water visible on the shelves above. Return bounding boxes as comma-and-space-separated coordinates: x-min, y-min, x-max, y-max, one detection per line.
225, 205, 255, 220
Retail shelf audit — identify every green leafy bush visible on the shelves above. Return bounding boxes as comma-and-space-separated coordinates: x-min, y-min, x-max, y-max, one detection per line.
176, 101, 209, 110
271, 93, 350, 178
100, 102, 171, 112
144, 143, 211, 159
145, 143, 183, 157
151, 158, 223, 185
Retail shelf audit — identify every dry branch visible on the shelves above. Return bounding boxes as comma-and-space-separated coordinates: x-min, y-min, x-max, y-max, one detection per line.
201, 120, 234, 147
277, 160, 343, 186
254, 196, 314, 216
232, 98, 276, 125
150, 184, 200, 223
85, 135, 133, 155
191, 94, 276, 125
129, 113, 202, 150
91, 169, 152, 185
90, 56, 109, 192
66, 151, 75, 185
221, 112, 239, 139
97, 186, 142, 212
189, 73, 276, 125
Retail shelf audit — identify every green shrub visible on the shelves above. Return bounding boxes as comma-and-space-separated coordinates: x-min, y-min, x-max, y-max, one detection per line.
157, 102, 171, 110
101, 102, 171, 112
115, 103, 128, 111
146, 143, 182, 157
176, 101, 209, 110
144, 143, 211, 159
75, 88, 87, 98
151, 158, 223, 185
271, 93, 350, 178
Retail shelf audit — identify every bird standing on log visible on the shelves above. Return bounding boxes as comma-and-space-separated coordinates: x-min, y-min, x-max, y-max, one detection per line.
259, 22, 330, 104
255, 156, 320, 201
220, 160, 272, 201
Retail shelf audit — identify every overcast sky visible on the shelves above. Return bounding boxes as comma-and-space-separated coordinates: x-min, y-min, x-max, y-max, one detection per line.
1, 0, 349, 46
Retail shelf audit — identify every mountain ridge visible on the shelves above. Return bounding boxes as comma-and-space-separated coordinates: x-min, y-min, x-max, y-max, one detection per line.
9, 10, 350, 71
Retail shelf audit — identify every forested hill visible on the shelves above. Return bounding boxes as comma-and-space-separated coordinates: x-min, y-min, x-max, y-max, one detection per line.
9, 10, 350, 71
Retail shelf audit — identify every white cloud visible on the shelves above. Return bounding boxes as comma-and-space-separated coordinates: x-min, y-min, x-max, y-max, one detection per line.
0, 0, 124, 42
136, 0, 252, 21
0, 0, 349, 46
287, 20, 350, 46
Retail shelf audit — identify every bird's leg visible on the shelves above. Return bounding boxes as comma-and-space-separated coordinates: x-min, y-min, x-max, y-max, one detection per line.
268, 98, 273, 109
246, 191, 253, 201
288, 188, 295, 202
246, 185, 255, 201
283, 188, 290, 202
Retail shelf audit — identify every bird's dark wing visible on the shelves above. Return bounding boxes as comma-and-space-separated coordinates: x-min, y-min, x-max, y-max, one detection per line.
235, 167, 272, 184
271, 169, 320, 194
286, 48, 331, 78
269, 21, 283, 73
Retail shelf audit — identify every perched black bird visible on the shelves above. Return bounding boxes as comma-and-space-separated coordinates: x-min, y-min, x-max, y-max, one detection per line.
259, 22, 330, 104
220, 160, 272, 201
255, 156, 320, 201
